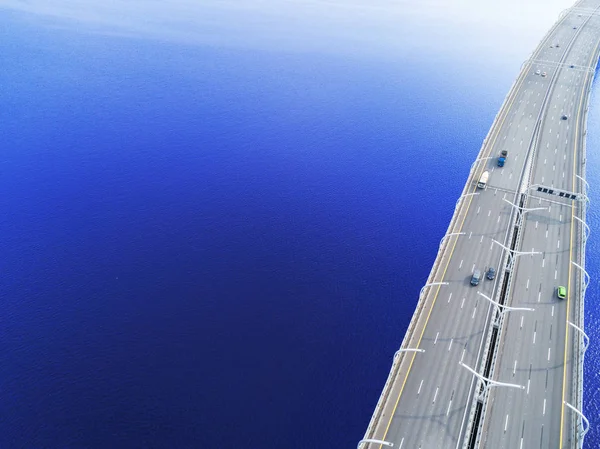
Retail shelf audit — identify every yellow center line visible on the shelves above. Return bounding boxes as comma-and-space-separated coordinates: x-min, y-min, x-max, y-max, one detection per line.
558, 33, 600, 449
377, 62, 531, 447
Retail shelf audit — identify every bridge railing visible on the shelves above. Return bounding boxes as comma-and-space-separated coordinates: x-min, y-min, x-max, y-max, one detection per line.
570, 52, 597, 447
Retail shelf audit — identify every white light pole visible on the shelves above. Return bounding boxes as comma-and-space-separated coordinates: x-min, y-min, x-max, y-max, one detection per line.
394, 348, 425, 361
568, 321, 590, 353
502, 197, 548, 214
419, 282, 449, 299
573, 215, 590, 242
460, 362, 525, 401
477, 292, 534, 326
564, 401, 590, 444
440, 232, 466, 247
469, 156, 493, 173
491, 239, 542, 269
571, 261, 590, 293
357, 438, 394, 448
455, 192, 480, 209
576, 174, 589, 191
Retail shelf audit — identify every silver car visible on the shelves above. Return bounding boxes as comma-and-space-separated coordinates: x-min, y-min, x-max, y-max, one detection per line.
470, 270, 481, 286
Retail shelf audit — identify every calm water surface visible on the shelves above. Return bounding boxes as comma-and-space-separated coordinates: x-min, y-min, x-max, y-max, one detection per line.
0, 2, 598, 447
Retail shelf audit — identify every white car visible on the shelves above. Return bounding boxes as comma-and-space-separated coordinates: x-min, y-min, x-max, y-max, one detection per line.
541, 72, 547, 77
535, 70, 541, 75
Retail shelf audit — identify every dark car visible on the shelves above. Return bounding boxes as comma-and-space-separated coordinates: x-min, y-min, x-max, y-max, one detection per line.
486, 267, 496, 280
471, 269, 482, 286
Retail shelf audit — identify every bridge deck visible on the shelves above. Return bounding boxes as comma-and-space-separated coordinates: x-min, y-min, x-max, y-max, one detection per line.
361, 1, 599, 448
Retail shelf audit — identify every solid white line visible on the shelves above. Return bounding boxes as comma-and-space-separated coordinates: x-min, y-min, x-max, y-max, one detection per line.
471, 264, 475, 272
469, 231, 472, 239
472, 308, 476, 319
526, 279, 530, 289
448, 339, 453, 351
477, 206, 480, 214
459, 260, 463, 269
504, 414, 509, 432
552, 305, 554, 317
543, 398, 546, 415
520, 437, 523, 449
513, 360, 517, 375
461, 348, 466, 362
433, 387, 439, 403
461, 298, 465, 309
520, 316, 524, 328
546, 230, 548, 238
548, 347, 551, 361
448, 292, 453, 303
557, 240, 560, 249
527, 379, 531, 394
555, 270, 557, 280
559, 214, 562, 222
480, 235, 483, 243
538, 291, 541, 302
488, 210, 491, 217
497, 215, 500, 223
434, 332, 439, 345
542, 258, 545, 268
399, 438, 404, 449
533, 331, 536, 344
418, 379, 423, 395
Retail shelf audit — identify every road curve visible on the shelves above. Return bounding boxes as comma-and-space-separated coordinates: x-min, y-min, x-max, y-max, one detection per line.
360, 2, 600, 448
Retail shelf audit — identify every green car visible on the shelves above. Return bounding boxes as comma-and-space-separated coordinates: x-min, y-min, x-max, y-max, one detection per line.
557, 286, 567, 300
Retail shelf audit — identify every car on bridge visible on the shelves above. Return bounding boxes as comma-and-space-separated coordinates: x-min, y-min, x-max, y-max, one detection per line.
557, 286, 567, 300
471, 269, 481, 286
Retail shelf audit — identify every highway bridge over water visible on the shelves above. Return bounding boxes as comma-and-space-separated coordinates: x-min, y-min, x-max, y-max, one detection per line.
360, 2, 599, 448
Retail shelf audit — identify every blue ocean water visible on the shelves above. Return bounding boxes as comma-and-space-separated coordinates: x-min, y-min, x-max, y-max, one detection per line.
0, 4, 598, 448
582, 75, 600, 448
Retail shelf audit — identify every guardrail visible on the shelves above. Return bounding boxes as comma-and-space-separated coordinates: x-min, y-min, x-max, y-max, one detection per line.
569, 46, 598, 448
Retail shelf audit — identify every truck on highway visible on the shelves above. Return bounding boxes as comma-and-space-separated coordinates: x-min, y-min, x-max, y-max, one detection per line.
497, 150, 508, 167
477, 171, 489, 189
